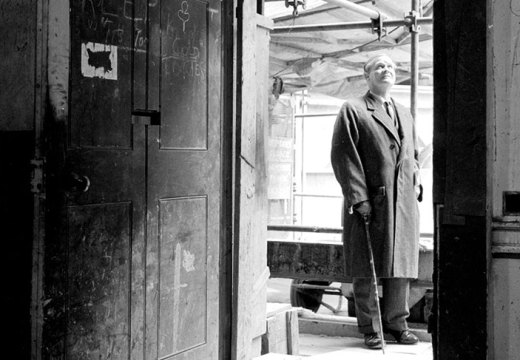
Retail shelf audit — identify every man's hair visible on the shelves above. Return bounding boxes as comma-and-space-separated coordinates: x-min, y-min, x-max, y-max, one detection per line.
363, 54, 394, 75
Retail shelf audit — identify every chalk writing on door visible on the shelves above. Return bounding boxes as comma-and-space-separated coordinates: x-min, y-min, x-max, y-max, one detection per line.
178, 1, 190, 32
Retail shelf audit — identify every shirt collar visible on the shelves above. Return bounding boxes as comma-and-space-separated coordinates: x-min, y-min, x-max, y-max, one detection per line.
369, 91, 392, 105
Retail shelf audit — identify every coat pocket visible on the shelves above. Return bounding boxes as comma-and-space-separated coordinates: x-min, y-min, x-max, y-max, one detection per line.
371, 186, 386, 199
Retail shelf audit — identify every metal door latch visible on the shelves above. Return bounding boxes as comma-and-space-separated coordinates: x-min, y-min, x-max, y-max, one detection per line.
132, 109, 161, 126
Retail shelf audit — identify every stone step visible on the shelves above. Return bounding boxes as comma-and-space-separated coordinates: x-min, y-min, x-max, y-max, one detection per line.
299, 333, 433, 359
297, 308, 432, 343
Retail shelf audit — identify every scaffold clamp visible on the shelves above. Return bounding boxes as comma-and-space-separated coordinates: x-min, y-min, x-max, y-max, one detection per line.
405, 10, 420, 33
285, 0, 307, 17
371, 13, 386, 41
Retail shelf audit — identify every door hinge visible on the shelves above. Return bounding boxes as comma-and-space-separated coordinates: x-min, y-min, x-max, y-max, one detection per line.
31, 158, 45, 195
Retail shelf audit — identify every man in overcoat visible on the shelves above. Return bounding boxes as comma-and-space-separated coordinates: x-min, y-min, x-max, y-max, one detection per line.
331, 54, 422, 349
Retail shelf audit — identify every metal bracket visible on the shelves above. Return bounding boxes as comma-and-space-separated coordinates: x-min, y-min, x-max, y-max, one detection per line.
285, 0, 306, 17
132, 109, 161, 126
371, 14, 386, 41
405, 10, 420, 33
30, 159, 45, 194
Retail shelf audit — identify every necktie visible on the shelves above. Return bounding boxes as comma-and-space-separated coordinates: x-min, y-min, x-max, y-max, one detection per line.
385, 101, 398, 129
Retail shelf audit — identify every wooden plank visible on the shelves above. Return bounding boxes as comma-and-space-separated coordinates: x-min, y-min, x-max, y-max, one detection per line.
233, 8, 273, 360
268, 240, 350, 283
434, 1, 488, 359
264, 311, 289, 354
233, 0, 260, 358
268, 240, 434, 285
266, 303, 292, 318
490, 0, 520, 219
0, 0, 36, 131
32, 0, 48, 358
286, 309, 300, 355
251, 13, 274, 340
441, 0, 486, 217
219, 1, 235, 357
261, 307, 299, 356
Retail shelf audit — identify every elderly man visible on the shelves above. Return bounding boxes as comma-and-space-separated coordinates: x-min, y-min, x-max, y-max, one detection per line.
330, 54, 422, 349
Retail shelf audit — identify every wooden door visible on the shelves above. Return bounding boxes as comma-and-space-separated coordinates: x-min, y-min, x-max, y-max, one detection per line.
145, 0, 222, 358
43, 1, 223, 359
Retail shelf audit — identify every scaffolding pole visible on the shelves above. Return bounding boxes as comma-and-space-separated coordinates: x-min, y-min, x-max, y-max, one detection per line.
272, 0, 425, 119
272, 17, 433, 34
322, 0, 380, 20
410, 0, 420, 121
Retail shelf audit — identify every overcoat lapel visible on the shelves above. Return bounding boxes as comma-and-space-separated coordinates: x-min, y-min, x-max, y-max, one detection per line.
394, 101, 412, 163
393, 101, 409, 140
364, 92, 401, 146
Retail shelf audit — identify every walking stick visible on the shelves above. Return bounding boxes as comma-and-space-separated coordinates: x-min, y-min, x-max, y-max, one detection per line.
363, 214, 385, 354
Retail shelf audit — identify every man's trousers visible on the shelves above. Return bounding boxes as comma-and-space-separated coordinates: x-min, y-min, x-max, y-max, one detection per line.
352, 277, 411, 334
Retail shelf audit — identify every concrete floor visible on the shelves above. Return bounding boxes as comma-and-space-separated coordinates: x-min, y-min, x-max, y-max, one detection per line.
268, 278, 433, 359
300, 333, 433, 359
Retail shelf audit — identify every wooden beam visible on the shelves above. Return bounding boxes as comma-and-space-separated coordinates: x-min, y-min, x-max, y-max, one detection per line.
267, 240, 350, 283
267, 240, 433, 287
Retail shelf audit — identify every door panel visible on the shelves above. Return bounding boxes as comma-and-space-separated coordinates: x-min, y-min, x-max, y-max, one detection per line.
66, 203, 132, 358
44, 1, 223, 359
146, 1, 222, 358
158, 196, 208, 357
70, 0, 133, 149
44, 1, 146, 358
161, 0, 209, 150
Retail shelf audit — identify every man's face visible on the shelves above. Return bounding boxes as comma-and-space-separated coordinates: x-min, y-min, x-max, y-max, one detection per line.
365, 56, 396, 92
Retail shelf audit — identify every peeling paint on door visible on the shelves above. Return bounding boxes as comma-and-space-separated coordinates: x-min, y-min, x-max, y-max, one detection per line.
183, 249, 196, 272
81, 42, 117, 80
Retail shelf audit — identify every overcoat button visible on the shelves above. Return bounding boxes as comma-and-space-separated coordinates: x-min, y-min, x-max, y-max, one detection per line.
390, 144, 396, 149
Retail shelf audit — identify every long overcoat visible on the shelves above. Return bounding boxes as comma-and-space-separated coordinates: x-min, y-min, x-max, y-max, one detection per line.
331, 92, 420, 279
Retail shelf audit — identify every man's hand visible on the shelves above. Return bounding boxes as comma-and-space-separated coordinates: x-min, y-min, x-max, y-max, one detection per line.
416, 184, 423, 202
354, 201, 372, 217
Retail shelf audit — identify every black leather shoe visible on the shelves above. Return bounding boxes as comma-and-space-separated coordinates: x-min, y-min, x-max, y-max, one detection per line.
364, 332, 383, 349
384, 329, 419, 344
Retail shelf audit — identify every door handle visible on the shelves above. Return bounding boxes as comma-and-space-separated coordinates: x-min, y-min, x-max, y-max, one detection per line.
132, 109, 161, 126
65, 172, 90, 193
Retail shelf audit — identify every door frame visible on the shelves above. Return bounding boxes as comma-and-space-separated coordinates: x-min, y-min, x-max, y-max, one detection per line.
432, 0, 488, 359
32, 1, 237, 359
31, 0, 49, 358
31, 0, 493, 359
219, 0, 236, 358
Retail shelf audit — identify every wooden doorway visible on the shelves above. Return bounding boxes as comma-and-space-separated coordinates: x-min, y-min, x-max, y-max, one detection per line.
42, 0, 229, 358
